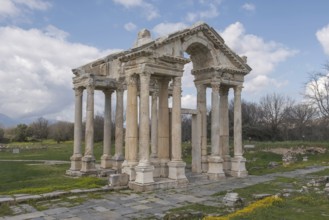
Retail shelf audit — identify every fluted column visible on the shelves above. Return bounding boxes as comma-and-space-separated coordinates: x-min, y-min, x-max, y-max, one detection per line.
220, 86, 231, 174
168, 77, 187, 181
150, 90, 158, 159
122, 75, 138, 180
234, 85, 243, 157
113, 86, 124, 171
196, 84, 208, 172
211, 83, 220, 156
81, 83, 96, 173
157, 78, 170, 177
207, 83, 225, 179
69, 87, 83, 171
135, 72, 154, 184
231, 85, 248, 177
101, 89, 113, 169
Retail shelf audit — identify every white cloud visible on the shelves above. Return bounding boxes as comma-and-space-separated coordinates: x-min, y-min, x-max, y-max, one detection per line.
0, 0, 51, 19
181, 94, 197, 109
124, 22, 137, 32
113, 0, 159, 20
316, 24, 329, 56
152, 22, 188, 37
242, 3, 256, 12
220, 22, 298, 92
0, 26, 121, 121
185, 0, 221, 22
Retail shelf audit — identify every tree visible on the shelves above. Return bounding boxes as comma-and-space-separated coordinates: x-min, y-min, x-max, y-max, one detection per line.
304, 62, 329, 118
94, 114, 104, 142
49, 121, 74, 143
14, 124, 29, 142
286, 103, 317, 140
181, 115, 192, 142
0, 127, 4, 142
29, 117, 49, 141
259, 93, 294, 141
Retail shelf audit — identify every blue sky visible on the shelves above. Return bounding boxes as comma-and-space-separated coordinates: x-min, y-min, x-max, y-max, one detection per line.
0, 0, 328, 123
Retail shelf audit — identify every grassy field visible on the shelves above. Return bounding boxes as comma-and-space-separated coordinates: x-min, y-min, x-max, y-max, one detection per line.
0, 140, 108, 195
2, 140, 329, 219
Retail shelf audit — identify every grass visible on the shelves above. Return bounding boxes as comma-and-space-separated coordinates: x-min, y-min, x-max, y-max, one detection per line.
0, 203, 12, 217
0, 161, 107, 194
0, 140, 106, 161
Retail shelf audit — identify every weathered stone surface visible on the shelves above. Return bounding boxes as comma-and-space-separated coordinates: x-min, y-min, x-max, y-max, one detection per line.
223, 192, 243, 207
70, 22, 251, 191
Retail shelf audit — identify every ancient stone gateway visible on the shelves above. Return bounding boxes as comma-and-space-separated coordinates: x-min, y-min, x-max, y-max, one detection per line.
67, 22, 251, 191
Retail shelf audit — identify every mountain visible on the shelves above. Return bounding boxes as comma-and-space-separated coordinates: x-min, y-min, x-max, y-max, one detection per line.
0, 113, 18, 127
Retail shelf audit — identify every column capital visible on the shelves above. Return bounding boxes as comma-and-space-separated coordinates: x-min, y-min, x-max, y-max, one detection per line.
195, 83, 206, 92
211, 83, 220, 93
103, 89, 114, 96
173, 76, 182, 87
126, 75, 138, 86
234, 85, 243, 95
86, 83, 95, 95
139, 72, 151, 84
74, 87, 84, 96
219, 86, 230, 96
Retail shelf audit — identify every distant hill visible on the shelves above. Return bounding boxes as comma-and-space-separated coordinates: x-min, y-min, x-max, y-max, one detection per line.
0, 113, 18, 127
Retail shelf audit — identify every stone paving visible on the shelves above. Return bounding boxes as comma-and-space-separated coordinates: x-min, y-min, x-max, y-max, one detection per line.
1, 166, 328, 220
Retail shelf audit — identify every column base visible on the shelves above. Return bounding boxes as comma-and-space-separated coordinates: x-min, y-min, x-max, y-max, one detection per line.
122, 160, 138, 181
207, 156, 225, 180
231, 156, 248, 177
69, 154, 82, 171
135, 164, 155, 184
80, 155, 97, 174
159, 159, 169, 177
223, 155, 232, 176
111, 154, 124, 173
150, 158, 161, 178
168, 160, 188, 181
201, 155, 208, 173
100, 154, 112, 169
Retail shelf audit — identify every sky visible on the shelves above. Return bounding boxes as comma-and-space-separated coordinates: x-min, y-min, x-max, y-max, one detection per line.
0, 0, 328, 124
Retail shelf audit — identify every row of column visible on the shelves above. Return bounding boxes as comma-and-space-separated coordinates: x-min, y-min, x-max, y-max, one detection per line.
196, 83, 247, 178
69, 83, 125, 174
122, 73, 187, 185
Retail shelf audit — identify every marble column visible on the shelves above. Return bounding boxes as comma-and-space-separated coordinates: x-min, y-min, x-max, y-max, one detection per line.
168, 77, 187, 181
81, 83, 96, 173
157, 78, 170, 177
69, 87, 83, 171
191, 114, 201, 173
122, 75, 138, 180
196, 84, 208, 172
101, 89, 113, 169
150, 89, 160, 177
112, 87, 124, 172
220, 86, 231, 175
207, 83, 225, 179
135, 72, 154, 184
231, 85, 248, 177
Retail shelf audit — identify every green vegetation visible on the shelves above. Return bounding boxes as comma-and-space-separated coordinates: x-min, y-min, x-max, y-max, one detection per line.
0, 140, 105, 161
0, 161, 107, 194
0, 203, 12, 217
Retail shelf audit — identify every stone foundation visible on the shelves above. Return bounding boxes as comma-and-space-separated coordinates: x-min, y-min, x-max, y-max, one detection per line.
231, 156, 248, 177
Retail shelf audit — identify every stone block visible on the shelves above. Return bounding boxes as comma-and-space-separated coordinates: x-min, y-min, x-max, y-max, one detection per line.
109, 173, 129, 187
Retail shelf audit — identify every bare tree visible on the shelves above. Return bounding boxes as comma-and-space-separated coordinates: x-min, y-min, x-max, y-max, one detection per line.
286, 103, 317, 140
305, 62, 329, 118
29, 117, 49, 141
260, 93, 294, 140
49, 121, 74, 143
